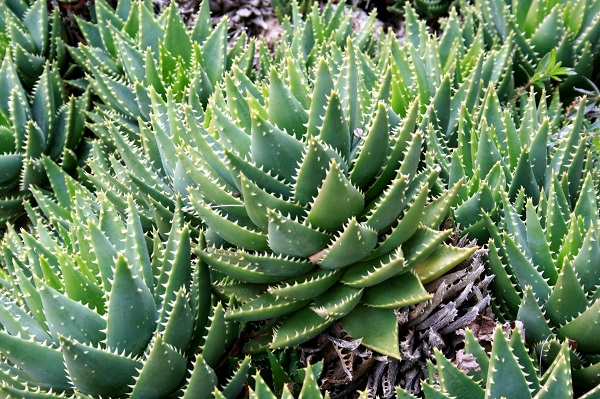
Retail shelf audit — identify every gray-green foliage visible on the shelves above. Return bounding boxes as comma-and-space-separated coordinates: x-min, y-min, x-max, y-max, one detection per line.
485, 166, 600, 391
0, 0, 88, 228
178, 33, 477, 357
463, 0, 600, 97
270, 0, 379, 70
390, 0, 454, 20
72, 0, 252, 125
421, 7, 600, 390
78, 0, 382, 235
0, 6, 88, 227
1, 0, 599, 397
0, 0, 67, 87
428, 88, 594, 240
0, 161, 247, 398
80, 10, 481, 360
78, 1, 518, 361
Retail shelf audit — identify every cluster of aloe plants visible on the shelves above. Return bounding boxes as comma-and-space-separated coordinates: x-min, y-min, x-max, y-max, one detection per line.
0, 160, 254, 398
464, 0, 600, 97
0, 0, 90, 227
2, 0, 600, 397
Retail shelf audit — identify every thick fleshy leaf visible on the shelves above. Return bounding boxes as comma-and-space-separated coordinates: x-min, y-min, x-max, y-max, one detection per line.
361, 271, 431, 308
38, 280, 106, 345
341, 304, 399, 358
267, 67, 308, 140
412, 244, 477, 284
193, 200, 269, 252
485, 328, 532, 399
227, 293, 309, 322
202, 247, 313, 281
340, 248, 406, 288
535, 343, 572, 398
162, 289, 194, 352
517, 287, 553, 344
503, 232, 551, 302
545, 258, 589, 327
0, 154, 23, 185
60, 335, 141, 397
318, 91, 350, 160
312, 283, 362, 320
558, 299, 600, 353
364, 175, 408, 233
251, 110, 305, 185
163, 2, 192, 65
294, 136, 343, 206
130, 335, 188, 399
240, 174, 305, 230
268, 269, 343, 301
106, 254, 156, 356
435, 349, 485, 398
198, 303, 226, 370
349, 102, 389, 189
221, 356, 252, 399
272, 308, 333, 349
0, 331, 69, 389
318, 218, 378, 269
183, 355, 218, 399
267, 209, 331, 258
306, 161, 364, 231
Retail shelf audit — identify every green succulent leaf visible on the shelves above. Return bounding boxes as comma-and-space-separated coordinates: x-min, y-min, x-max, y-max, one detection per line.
317, 218, 378, 269
130, 335, 188, 399
227, 293, 310, 322
0, 331, 69, 389
272, 308, 334, 349
60, 335, 141, 397
106, 254, 156, 356
341, 304, 400, 358
306, 160, 364, 232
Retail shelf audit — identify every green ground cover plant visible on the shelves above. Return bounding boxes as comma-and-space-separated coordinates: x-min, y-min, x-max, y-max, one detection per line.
1, 0, 600, 397
0, 0, 90, 227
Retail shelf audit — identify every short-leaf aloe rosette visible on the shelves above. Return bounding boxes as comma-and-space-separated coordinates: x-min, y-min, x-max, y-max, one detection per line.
180, 38, 476, 358
0, 162, 248, 398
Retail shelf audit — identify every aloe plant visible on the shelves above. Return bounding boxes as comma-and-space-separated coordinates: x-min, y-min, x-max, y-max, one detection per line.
483, 166, 600, 392
396, 326, 575, 398
383, 4, 515, 127
294, 238, 493, 397
464, 0, 600, 97
390, 0, 454, 20
76, 3, 523, 359
71, 0, 254, 125
169, 35, 478, 358
270, 0, 379, 70
0, 0, 89, 228
0, 0, 67, 88
74, 0, 389, 239
73, 0, 381, 231
0, 57, 89, 228
0, 160, 248, 398
426, 85, 594, 240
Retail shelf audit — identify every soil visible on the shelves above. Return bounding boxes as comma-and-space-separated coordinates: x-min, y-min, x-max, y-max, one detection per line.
206, 0, 406, 44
